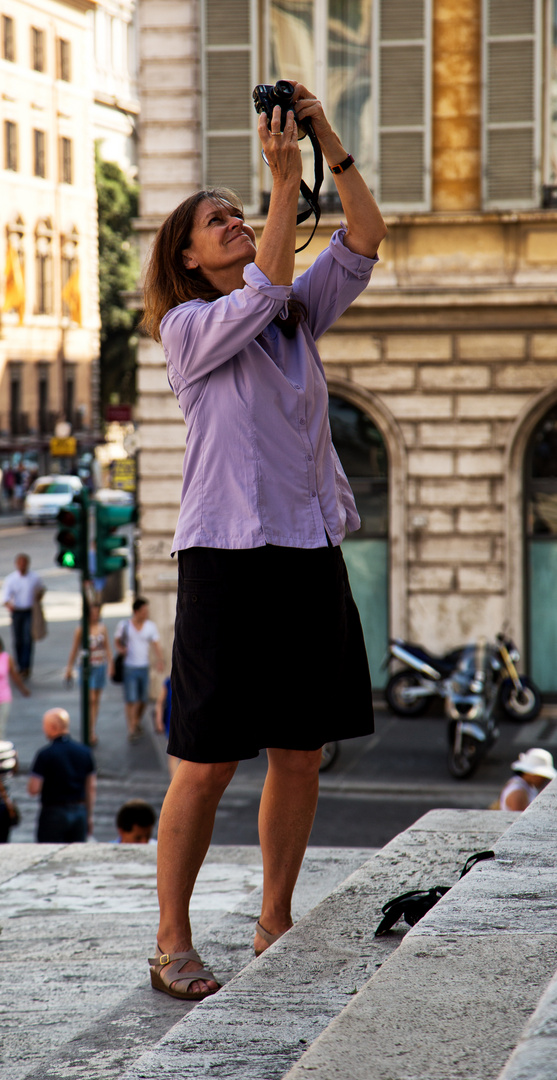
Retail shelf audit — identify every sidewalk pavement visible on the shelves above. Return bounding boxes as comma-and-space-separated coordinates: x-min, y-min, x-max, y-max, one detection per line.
0, 584, 172, 842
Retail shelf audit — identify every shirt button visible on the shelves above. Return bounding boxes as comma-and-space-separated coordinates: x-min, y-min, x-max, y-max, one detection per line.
307, 454, 313, 462
294, 384, 301, 390
311, 490, 317, 498
300, 418, 306, 426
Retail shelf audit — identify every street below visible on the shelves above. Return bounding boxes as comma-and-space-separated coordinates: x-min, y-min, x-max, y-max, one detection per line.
2, 513, 555, 849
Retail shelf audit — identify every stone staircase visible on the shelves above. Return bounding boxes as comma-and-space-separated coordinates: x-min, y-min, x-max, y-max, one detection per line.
2, 784, 556, 1080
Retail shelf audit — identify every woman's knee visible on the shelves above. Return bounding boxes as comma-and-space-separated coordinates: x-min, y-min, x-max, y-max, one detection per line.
266, 747, 322, 777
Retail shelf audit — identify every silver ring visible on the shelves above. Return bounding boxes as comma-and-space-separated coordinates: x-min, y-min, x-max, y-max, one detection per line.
269, 131, 283, 137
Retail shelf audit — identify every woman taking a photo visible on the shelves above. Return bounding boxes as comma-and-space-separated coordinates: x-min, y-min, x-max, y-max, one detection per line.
141, 82, 387, 1001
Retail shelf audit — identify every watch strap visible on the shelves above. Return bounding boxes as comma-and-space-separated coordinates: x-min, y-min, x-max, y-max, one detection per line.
329, 153, 355, 175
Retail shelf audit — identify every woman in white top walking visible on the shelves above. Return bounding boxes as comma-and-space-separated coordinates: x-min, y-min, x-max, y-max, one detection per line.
115, 598, 164, 741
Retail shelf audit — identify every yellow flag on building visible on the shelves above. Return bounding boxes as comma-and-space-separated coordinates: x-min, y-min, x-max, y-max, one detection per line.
2, 244, 25, 325
62, 267, 82, 325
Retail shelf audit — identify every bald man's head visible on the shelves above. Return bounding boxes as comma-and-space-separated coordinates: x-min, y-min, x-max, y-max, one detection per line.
43, 708, 70, 740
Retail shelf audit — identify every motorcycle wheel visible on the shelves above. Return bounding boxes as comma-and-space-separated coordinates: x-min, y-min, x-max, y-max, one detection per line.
447, 735, 481, 779
319, 742, 338, 772
385, 671, 431, 717
499, 676, 542, 723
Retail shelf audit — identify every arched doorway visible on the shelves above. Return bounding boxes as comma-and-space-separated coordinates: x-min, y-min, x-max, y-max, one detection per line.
525, 403, 557, 693
329, 394, 389, 688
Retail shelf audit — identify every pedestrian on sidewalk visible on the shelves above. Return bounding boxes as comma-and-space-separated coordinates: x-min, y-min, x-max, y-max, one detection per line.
0, 636, 31, 739
27, 707, 96, 842
65, 602, 113, 746
499, 748, 557, 811
114, 598, 164, 742
0, 740, 19, 843
1, 554, 46, 677
141, 81, 386, 1000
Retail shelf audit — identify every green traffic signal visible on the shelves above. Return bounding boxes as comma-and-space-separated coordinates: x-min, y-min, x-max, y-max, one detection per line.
55, 499, 87, 571
95, 501, 137, 576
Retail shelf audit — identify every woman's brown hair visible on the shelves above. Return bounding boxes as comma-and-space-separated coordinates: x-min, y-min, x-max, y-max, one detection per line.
140, 188, 305, 342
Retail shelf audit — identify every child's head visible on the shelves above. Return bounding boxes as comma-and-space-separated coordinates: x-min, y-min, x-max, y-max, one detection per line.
116, 799, 157, 843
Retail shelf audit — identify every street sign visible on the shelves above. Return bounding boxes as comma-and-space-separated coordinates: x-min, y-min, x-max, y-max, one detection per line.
50, 436, 77, 456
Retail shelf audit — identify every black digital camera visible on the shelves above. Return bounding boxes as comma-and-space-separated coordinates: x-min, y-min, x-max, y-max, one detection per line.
252, 80, 307, 138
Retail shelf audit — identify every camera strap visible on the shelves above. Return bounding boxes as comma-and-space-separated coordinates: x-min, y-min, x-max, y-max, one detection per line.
261, 120, 323, 253
294, 121, 323, 253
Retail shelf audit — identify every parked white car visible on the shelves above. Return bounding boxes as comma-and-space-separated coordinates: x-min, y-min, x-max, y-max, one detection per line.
23, 475, 83, 525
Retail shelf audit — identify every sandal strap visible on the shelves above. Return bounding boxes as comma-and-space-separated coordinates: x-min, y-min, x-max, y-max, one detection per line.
148, 947, 203, 966
255, 921, 287, 947
148, 947, 218, 992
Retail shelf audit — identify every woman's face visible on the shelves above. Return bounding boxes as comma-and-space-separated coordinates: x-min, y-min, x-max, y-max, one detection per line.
181, 198, 257, 288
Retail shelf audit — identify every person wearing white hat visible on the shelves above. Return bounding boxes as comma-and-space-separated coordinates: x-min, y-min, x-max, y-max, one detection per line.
499, 748, 557, 811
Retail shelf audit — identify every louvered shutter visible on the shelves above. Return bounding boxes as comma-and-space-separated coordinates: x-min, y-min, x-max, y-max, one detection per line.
202, 0, 258, 211
372, 0, 431, 211
482, 0, 541, 209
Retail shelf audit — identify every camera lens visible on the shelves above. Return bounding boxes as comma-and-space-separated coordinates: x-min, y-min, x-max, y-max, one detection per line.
274, 80, 294, 101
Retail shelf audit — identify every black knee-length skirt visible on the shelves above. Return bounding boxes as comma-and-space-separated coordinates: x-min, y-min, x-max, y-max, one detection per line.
168, 543, 374, 763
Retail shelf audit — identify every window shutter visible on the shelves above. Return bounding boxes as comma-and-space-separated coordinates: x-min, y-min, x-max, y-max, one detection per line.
482, 0, 541, 209
372, 0, 431, 211
202, 0, 258, 211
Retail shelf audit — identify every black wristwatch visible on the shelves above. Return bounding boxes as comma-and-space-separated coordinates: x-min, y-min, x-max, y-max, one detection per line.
329, 154, 355, 175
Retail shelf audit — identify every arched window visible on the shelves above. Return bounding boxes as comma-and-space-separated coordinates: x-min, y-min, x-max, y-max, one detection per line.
35, 218, 54, 314
525, 403, 557, 691
329, 394, 389, 686
60, 226, 80, 323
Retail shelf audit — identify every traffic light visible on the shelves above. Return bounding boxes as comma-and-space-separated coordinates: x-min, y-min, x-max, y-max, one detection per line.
56, 498, 87, 571
95, 502, 137, 575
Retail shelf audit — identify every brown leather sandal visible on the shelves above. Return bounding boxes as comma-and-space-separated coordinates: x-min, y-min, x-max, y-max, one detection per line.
148, 947, 221, 1001
254, 920, 289, 956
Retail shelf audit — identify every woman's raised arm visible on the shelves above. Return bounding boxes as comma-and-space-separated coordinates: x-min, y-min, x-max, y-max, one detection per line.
292, 83, 387, 258
254, 106, 302, 285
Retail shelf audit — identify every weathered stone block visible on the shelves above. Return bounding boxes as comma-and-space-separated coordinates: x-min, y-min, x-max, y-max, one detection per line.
380, 396, 453, 420
140, 451, 183, 478
458, 333, 526, 361
141, 156, 198, 184
142, 59, 198, 91
138, 423, 186, 450
456, 450, 503, 476
356, 366, 416, 391
420, 366, 490, 390
408, 565, 455, 591
138, 339, 166, 367
319, 333, 381, 362
420, 479, 491, 505
142, 125, 198, 156
136, 396, 183, 421
418, 536, 492, 563
141, 508, 181, 534
408, 450, 454, 477
137, 367, 171, 393
141, 28, 196, 62
140, 0, 196, 29
408, 593, 505, 652
531, 334, 557, 361
140, 478, 183, 504
399, 423, 417, 446
422, 508, 455, 533
495, 366, 557, 390
142, 93, 198, 124
458, 565, 504, 592
418, 422, 491, 447
457, 508, 502, 534
385, 335, 453, 362
456, 394, 530, 419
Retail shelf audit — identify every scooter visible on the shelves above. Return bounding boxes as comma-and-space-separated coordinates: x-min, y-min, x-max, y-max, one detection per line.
383, 633, 541, 723
445, 638, 499, 779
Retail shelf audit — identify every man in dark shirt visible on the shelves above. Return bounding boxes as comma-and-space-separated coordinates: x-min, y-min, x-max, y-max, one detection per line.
28, 707, 96, 842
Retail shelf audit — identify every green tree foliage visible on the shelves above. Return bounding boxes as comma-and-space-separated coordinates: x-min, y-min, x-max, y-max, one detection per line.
96, 147, 140, 410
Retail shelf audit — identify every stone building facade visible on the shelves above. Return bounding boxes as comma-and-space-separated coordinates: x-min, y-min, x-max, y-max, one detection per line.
135, 0, 557, 692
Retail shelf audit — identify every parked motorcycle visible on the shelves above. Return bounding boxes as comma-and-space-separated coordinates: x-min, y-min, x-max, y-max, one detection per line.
383, 632, 541, 723
445, 638, 499, 779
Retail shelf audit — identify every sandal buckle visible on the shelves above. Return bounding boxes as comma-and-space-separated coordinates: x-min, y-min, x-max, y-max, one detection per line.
158, 953, 171, 966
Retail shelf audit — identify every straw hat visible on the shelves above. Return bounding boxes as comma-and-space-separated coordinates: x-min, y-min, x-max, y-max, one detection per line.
511, 748, 557, 780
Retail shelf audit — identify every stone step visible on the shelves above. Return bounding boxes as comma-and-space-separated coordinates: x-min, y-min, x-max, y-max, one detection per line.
283, 780, 557, 1080
0, 844, 372, 1080
121, 808, 513, 1080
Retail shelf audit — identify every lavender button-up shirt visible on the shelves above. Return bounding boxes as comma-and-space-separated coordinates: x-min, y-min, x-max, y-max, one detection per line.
161, 228, 378, 553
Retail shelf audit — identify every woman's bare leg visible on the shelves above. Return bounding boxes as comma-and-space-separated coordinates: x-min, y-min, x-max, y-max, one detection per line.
156, 757, 238, 994
255, 747, 322, 954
